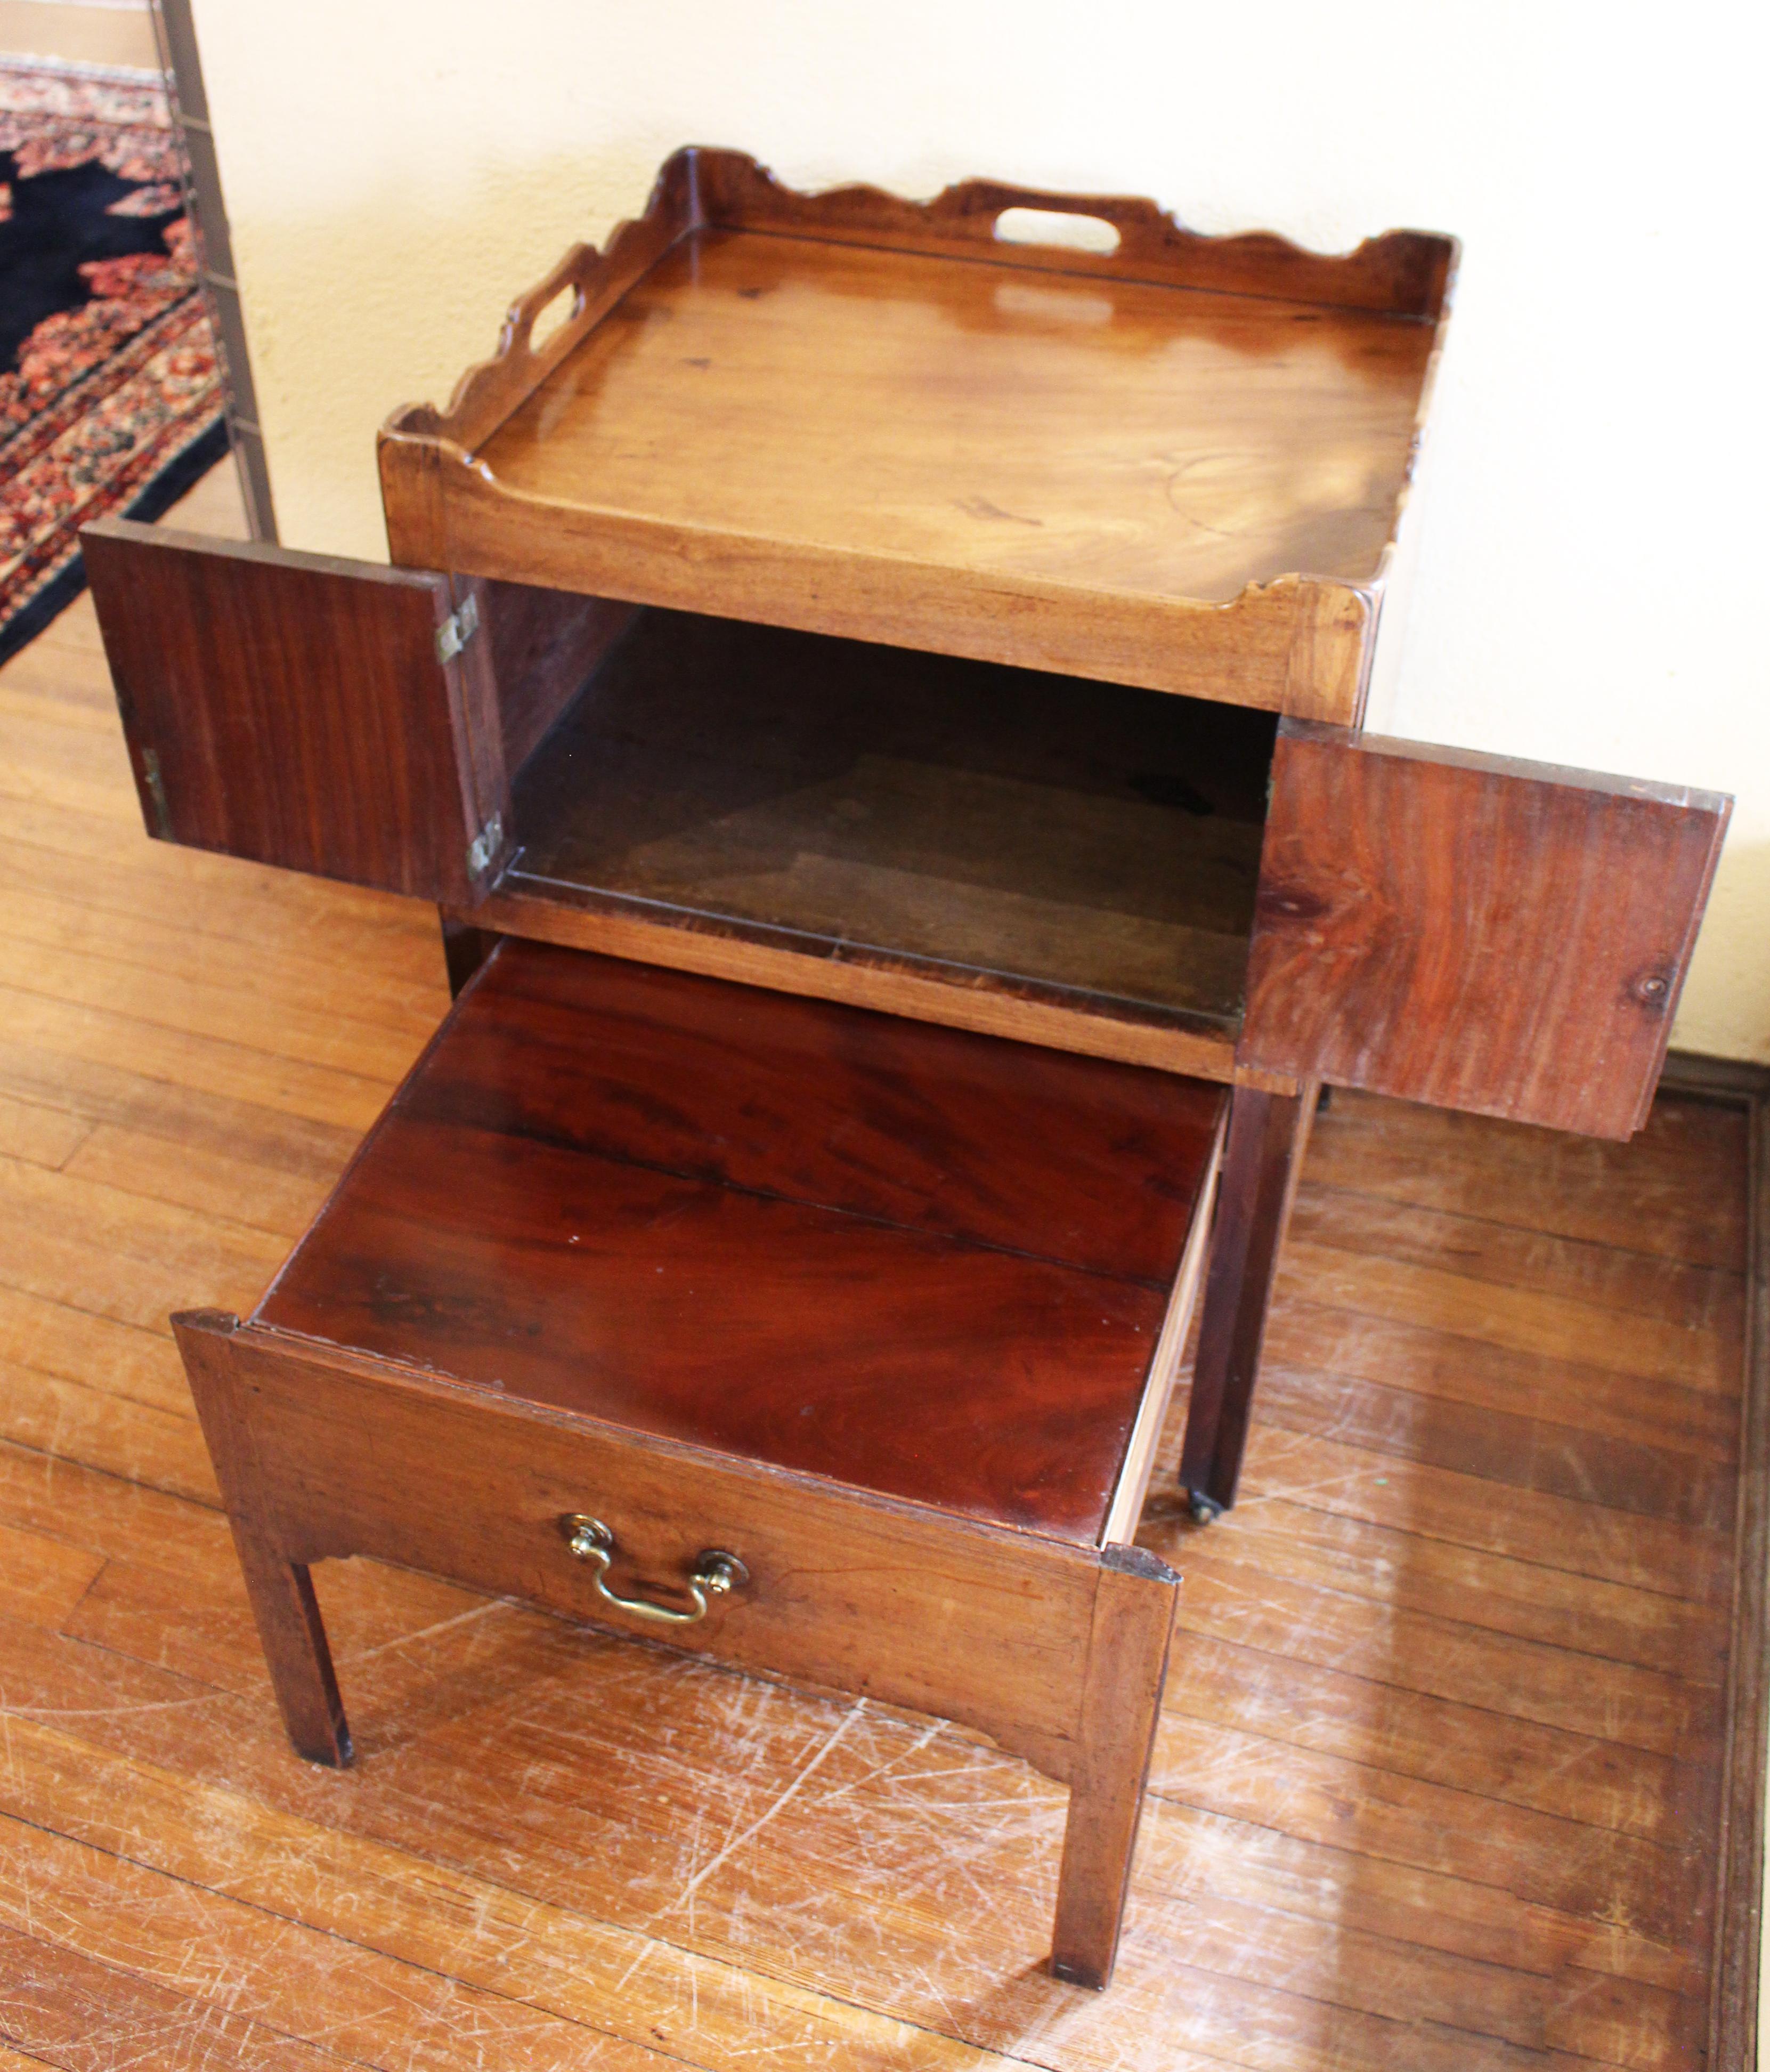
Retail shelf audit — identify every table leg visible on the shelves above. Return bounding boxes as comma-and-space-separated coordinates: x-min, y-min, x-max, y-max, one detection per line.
1049, 1545, 1176, 1989
1178, 1080, 1318, 1520
175, 1310, 353, 1767
439, 911, 497, 999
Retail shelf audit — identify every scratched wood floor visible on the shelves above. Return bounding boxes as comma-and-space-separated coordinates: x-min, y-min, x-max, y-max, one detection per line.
0, 465, 1748, 2071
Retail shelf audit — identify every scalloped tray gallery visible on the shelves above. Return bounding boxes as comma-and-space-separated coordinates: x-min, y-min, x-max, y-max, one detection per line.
379, 148, 1456, 721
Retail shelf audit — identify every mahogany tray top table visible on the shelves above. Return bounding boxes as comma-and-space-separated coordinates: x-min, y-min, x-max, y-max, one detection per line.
80, 148, 1730, 1987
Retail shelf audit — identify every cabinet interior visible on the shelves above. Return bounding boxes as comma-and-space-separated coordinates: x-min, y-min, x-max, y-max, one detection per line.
485, 592, 1278, 1037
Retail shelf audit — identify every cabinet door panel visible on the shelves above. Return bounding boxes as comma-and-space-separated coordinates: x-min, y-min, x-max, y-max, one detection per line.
84, 519, 492, 903
1241, 721, 1730, 1139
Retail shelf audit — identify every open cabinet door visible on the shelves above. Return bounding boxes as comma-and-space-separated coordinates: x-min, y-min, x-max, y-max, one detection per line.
1240, 721, 1731, 1140
83, 519, 504, 904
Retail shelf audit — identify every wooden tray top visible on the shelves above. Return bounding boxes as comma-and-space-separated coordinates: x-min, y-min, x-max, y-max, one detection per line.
381, 149, 1456, 712
482, 230, 1434, 604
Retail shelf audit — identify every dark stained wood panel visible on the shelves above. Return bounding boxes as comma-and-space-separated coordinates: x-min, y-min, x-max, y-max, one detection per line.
82, 519, 478, 902
475, 578, 637, 776
255, 940, 1226, 1543
381, 941, 1227, 1283
511, 607, 1274, 1028
259, 1139, 1164, 1543
1241, 722, 1731, 1138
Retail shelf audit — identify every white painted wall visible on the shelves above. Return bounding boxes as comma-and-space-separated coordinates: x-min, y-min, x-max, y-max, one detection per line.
188, 0, 1769, 1057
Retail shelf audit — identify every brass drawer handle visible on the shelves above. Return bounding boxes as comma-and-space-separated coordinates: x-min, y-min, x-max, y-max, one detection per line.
561, 1515, 748, 1625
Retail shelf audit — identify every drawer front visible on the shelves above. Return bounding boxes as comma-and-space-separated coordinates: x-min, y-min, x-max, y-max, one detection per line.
231, 1330, 1102, 1784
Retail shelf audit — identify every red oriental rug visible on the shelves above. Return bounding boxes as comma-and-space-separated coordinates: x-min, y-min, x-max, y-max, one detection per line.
0, 59, 228, 665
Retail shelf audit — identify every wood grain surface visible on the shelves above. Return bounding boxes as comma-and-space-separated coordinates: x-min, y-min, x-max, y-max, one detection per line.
1243, 722, 1731, 1138
509, 605, 1275, 1025
392, 146, 1450, 459
255, 938, 1226, 1542
381, 149, 1452, 716
478, 229, 1434, 608
202, 1322, 1117, 1790
471, 878, 1257, 1086
0, 464, 1757, 2066
82, 519, 486, 904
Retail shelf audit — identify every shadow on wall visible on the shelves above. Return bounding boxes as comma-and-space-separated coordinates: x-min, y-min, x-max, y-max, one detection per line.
1668, 835, 1770, 1064
236, 138, 704, 561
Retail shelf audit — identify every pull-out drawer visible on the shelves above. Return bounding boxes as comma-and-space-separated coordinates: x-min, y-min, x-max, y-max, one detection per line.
243, 936, 1227, 1555
177, 936, 1227, 1987
212, 1332, 1123, 1788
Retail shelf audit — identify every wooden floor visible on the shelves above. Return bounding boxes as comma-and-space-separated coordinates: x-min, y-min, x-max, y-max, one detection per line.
0, 465, 1751, 2070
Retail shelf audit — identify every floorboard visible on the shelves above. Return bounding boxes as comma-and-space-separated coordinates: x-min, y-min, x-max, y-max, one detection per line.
0, 462, 1752, 2069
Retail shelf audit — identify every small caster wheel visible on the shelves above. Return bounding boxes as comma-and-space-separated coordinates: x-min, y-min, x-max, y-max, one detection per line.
1186, 1489, 1224, 1526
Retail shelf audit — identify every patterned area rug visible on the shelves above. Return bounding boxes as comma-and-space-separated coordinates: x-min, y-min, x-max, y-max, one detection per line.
0, 59, 227, 664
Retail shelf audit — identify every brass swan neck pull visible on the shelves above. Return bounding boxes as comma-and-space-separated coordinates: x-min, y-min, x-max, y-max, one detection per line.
561, 1515, 747, 1625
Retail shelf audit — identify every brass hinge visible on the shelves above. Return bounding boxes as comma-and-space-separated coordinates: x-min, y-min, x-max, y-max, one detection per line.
435, 592, 481, 665
466, 812, 504, 878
